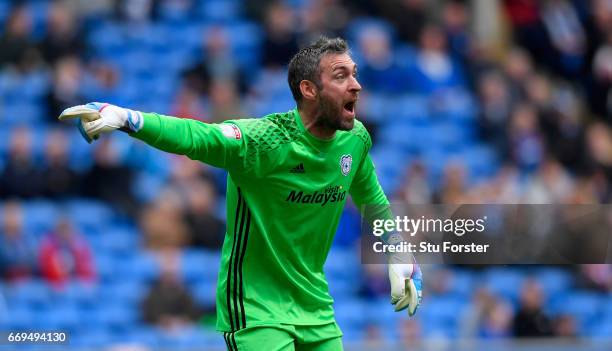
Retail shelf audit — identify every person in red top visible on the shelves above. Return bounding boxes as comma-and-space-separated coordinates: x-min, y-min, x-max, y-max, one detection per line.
39, 217, 95, 286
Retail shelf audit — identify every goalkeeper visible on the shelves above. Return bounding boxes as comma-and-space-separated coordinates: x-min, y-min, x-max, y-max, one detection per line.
59, 36, 422, 351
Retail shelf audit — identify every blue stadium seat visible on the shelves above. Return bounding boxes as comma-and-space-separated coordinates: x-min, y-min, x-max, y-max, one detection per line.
346, 18, 396, 44
448, 269, 475, 298
334, 298, 367, 332
5, 305, 37, 329
102, 280, 148, 307
29, 0, 50, 39
394, 94, 430, 121
324, 248, 360, 283
198, 0, 240, 23
36, 302, 80, 331
119, 324, 160, 348
6, 279, 50, 310
192, 280, 216, 307
0, 1, 9, 25
1, 102, 45, 125
90, 301, 140, 330
550, 291, 604, 332
66, 129, 95, 171
460, 144, 499, 180
94, 252, 117, 283
88, 22, 130, 58
93, 225, 140, 257
23, 200, 59, 235
484, 268, 525, 304
70, 327, 115, 348
587, 317, 612, 338
65, 199, 115, 233
534, 268, 573, 300
365, 297, 402, 338
418, 295, 463, 335
62, 281, 99, 308
119, 253, 161, 283
181, 249, 221, 283
0, 69, 49, 103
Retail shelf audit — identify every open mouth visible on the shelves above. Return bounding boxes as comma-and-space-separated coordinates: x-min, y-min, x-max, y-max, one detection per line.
343, 101, 356, 114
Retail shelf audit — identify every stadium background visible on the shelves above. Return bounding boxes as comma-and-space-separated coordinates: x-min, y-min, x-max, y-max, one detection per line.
0, 0, 610, 350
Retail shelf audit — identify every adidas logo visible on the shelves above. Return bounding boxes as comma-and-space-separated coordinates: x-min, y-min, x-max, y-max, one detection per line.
290, 163, 305, 173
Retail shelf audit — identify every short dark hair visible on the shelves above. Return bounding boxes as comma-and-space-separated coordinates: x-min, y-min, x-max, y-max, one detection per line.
287, 36, 349, 105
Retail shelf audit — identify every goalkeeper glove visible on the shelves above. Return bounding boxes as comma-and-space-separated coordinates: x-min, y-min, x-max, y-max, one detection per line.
58, 102, 144, 143
388, 235, 423, 316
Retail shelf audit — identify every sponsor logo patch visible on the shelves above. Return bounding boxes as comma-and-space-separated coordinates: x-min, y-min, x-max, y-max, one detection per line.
220, 123, 242, 140
285, 185, 346, 207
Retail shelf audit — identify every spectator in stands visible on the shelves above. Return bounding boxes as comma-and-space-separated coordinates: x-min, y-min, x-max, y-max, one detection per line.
261, 2, 300, 69
502, 0, 550, 67
477, 70, 514, 157
300, 0, 349, 43
513, 279, 553, 337
480, 297, 514, 338
39, 217, 95, 287
84, 138, 137, 216
408, 23, 467, 94
375, 0, 428, 45
584, 122, 612, 197
46, 56, 86, 123
442, 0, 472, 64
171, 85, 207, 121
142, 251, 200, 329
507, 103, 545, 172
588, 33, 612, 118
396, 161, 432, 203
0, 126, 43, 199
357, 23, 407, 94
0, 3, 40, 72
553, 314, 578, 338
182, 26, 248, 97
0, 201, 38, 281
540, 0, 587, 78
114, 0, 160, 23
184, 180, 224, 250
42, 128, 81, 198
577, 264, 612, 292
435, 162, 467, 204
140, 189, 189, 251
398, 318, 422, 348
359, 264, 388, 298
503, 47, 534, 102
522, 158, 573, 203
39, 1, 84, 65
460, 288, 494, 338
206, 79, 244, 123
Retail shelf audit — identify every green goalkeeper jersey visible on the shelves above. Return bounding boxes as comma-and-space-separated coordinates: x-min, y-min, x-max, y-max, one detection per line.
132, 108, 388, 332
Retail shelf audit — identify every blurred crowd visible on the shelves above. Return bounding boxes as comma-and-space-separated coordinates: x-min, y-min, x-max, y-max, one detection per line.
0, 0, 611, 346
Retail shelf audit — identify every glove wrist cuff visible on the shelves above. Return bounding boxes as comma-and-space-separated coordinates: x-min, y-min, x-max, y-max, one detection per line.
124, 109, 144, 132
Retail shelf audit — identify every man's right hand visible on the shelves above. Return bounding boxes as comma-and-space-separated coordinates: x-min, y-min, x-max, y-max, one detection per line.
58, 102, 144, 143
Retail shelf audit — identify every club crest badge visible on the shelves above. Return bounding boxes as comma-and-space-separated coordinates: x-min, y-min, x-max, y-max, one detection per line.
340, 154, 352, 176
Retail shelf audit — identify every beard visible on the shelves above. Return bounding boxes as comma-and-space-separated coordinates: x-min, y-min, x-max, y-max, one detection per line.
314, 91, 355, 132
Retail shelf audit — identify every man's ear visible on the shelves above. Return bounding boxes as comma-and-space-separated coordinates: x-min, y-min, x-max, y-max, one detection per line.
299, 80, 318, 102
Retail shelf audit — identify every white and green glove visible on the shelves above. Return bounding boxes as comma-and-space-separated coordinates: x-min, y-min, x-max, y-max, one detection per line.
58, 102, 144, 143
388, 235, 423, 316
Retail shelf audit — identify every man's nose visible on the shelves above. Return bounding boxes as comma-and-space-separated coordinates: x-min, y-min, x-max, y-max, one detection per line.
349, 75, 362, 92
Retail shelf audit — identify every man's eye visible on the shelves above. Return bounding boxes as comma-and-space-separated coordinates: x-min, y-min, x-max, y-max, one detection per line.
336, 74, 345, 79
